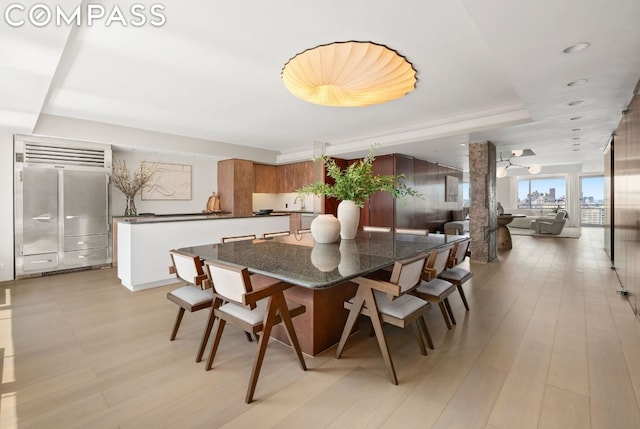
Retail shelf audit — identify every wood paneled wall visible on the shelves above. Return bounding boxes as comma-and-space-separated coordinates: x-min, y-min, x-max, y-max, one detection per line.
611, 83, 640, 317
329, 154, 462, 232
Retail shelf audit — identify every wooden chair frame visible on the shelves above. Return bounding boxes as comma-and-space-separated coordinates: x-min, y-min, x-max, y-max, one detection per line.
167, 250, 213, 362
221, 234, 257, 243
414, 244, 457, 329
363, 226, 392, 232
263, 231, 290, 239
395, 228, 429, 236
336, 253, 433, 385
201, 260, 306, 403
441, 238, 472, 311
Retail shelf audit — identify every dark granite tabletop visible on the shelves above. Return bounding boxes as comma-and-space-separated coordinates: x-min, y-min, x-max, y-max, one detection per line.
179, 232, 465, 289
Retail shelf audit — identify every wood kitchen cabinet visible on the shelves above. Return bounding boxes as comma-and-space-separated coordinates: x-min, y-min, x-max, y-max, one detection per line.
218, 159, 254, 216
276, 161, 313, 193
254, 164, 277, 193
276, 163, 289, 193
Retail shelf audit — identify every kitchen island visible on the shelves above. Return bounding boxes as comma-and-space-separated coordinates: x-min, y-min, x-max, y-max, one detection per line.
117, 213, 289, 291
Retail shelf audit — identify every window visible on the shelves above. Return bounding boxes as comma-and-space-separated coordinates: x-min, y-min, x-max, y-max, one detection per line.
462, 182, 470, 206
517, 177, 566, 209
580, 175, 604, 226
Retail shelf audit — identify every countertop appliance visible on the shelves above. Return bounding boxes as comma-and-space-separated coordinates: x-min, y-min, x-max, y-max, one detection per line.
14, 135, 112, 277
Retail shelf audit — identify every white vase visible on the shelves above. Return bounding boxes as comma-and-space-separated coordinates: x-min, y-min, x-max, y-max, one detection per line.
338, 239, 360, 276
310, 214, 340, 243
337, 200, 360, 239
310, 243, 340, 272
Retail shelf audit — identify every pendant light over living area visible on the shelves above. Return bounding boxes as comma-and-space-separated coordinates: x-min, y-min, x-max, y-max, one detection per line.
281, 41, 417, 107
496, 149, 542, 178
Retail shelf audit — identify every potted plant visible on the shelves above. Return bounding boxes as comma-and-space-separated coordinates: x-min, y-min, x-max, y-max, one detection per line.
297, 150, 419, 240
111, 160, 155, 216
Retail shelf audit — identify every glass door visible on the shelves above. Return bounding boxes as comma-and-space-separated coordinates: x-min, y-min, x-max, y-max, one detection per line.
580, 176, 605, 226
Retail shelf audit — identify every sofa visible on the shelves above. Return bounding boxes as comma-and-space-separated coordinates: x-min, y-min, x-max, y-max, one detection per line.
444, 209, 469, 235
507, 209, 554, 229
530, 210, 568, 234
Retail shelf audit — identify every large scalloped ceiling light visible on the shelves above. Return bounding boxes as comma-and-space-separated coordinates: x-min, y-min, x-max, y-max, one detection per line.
281, 41, 417, 107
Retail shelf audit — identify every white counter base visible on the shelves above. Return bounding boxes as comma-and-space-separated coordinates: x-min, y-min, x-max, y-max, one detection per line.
117, 215, 290, 291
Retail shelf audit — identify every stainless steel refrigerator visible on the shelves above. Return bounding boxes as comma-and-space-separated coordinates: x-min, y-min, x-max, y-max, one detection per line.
14, 136, 112, 277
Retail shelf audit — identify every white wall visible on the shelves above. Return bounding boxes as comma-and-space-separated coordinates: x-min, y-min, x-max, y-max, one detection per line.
496, 177, 515, 209
111, 151, 223, 216
0, 11, 75, 282
252, 192, 315, 212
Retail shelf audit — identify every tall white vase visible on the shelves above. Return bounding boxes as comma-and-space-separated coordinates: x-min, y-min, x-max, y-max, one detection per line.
310, 214, 340, 243
338, 239, 360, 276
337, 200, 360, 239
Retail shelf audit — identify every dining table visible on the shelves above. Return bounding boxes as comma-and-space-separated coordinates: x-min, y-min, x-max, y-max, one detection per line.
179, 230, 467, 355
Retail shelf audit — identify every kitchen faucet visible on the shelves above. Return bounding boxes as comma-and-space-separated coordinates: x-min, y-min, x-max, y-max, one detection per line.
294, 195, 306, 210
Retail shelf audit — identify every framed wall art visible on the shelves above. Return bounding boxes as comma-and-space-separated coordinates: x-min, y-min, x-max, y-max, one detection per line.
141, 162, 192, 200
445, 175, 459, 202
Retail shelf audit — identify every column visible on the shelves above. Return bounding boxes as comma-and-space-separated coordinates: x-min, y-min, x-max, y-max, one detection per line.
469, 141, 497, 262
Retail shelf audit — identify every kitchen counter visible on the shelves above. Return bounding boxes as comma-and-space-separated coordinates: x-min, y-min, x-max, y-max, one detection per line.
118, 212, 288, 224
117, 213, 290, 291
272, 210, 316, 214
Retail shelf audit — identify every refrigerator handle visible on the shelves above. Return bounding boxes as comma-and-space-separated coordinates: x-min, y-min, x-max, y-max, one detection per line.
32, 215, 51, 221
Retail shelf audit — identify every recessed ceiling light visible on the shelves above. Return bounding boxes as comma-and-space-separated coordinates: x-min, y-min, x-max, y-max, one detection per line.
572, 128, 583, 132
572, 137, 581, 140
459, 143, 466, 146
572, 143, 581, 146
567, 79, 588, 87
563, 42, 590, 54
567, 100, 584, 106
573, 148, 580, 151
570, 116, 584, 121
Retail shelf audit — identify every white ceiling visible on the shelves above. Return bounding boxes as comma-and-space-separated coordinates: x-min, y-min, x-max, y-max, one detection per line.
28, 0, 640, 170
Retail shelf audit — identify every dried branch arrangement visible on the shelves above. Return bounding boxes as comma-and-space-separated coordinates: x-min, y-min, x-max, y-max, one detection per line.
111, 160, 155, 198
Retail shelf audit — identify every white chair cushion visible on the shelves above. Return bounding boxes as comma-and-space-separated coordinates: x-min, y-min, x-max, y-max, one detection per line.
416, 278, 455, 296
218, 298, 302, 327
372, 291, 430, 319
169, 285, 213, 306
439, 267, 472, 283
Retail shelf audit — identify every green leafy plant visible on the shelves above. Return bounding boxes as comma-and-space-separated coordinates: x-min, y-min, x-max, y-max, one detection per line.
297, 150, 420, 207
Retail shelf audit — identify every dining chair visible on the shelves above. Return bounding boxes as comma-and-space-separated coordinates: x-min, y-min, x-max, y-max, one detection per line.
202, 259, 307, 403
167, 250, 214, 361
395, 228, 429, 235
221, 234, 257, 243
263, 231, 290, 238
296, 228, 311, 234
336, 253, 433, 385
413, 244, 457, 329
219, 233, 284, 343
438, 238, 472, 311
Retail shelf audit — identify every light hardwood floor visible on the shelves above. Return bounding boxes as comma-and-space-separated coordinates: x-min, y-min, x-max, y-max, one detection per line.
1, 228, 640, 428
